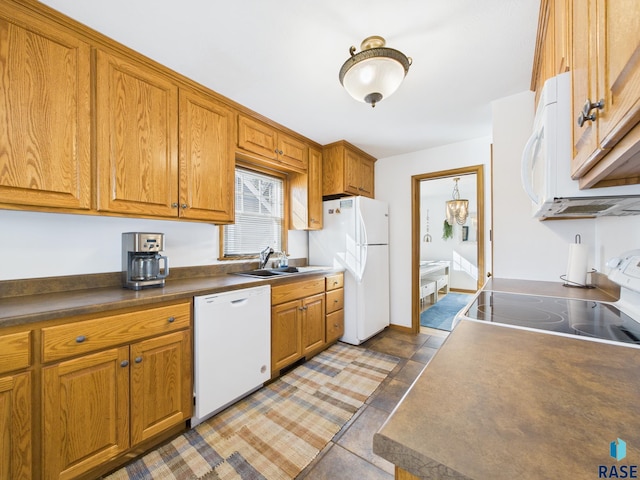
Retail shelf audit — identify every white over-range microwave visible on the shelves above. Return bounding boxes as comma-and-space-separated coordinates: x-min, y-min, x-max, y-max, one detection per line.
521, 72, 640, 219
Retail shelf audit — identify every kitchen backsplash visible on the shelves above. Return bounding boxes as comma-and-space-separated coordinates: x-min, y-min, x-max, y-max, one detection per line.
0, 209, 308, 281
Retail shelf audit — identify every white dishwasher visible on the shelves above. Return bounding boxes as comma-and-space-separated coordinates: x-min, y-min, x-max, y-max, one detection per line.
192, 285, 270, 426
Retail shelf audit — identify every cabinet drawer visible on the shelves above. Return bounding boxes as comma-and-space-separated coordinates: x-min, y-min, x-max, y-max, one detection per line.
326, 288, 344, 314
325, 273, 344, 291
326, 310, 344, 343
271, 278, 325, 305
42, 301, 191, 362
0, 331, 31, 375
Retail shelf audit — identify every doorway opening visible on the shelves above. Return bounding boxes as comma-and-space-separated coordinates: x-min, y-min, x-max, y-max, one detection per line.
411, 165, 485, 333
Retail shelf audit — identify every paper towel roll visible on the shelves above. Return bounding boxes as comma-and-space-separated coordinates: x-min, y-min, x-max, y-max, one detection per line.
566, 243, 588, 285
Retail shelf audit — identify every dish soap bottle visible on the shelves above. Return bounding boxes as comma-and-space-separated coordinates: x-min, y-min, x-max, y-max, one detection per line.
279, 251, 288, 268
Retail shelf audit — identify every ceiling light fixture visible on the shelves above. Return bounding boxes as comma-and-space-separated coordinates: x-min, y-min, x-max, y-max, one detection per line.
446, 178, 469, 225
339, 35, 412, 108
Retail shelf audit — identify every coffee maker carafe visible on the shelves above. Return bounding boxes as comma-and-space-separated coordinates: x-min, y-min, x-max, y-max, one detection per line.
122, 232, 169, 290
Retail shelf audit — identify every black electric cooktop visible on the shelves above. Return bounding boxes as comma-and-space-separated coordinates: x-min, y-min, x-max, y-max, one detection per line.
464, 291, 640, 346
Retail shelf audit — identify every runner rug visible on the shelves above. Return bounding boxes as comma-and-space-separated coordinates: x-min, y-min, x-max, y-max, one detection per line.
106, 343, 399, 480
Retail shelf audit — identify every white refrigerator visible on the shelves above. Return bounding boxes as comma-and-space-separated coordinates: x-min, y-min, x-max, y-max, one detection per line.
309, 196, 389, 345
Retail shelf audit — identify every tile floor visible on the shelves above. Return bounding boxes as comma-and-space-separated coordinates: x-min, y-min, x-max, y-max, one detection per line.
296, 326, 449, 479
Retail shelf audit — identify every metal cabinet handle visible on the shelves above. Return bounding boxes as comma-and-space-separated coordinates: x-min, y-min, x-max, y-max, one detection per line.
171, 202, 178, 208
134, 356, 143, 363
577, 98, 604, 127
334, 299, 339, 303
181, 204, 188, 209
168, 316, 175, 323
577, 112, 596, 127
582, 98, 604, 116
120, 360, 129, 368
76, 335, 86, 343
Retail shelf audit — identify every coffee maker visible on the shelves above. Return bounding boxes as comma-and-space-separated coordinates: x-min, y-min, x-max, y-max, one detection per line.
122, 232, 169, 290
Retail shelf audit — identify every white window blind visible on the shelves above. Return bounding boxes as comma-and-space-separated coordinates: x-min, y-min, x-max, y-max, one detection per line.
223, 168, 283, 257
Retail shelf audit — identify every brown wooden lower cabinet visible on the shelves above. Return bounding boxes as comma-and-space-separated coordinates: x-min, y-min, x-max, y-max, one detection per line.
0, 329, 32, 480
43, 346, 131, 480
271, 273, 344, 377
325, 273, 345, 343
0, 371, 32, 480
39, 300, 192, 480
301, 293, 326, 355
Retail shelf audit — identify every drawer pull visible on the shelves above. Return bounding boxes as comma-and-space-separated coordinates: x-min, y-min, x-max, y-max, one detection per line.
75, 335, 87, 343
168, 316, 175, 323
120, 360, 129, 368
333, 281, 339, 285
134, 356, 143, 364
334, 299, 339, 303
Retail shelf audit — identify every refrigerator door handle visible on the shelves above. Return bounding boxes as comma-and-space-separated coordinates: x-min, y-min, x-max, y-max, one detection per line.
357, 208, 368, 281
358, 243, 368, 282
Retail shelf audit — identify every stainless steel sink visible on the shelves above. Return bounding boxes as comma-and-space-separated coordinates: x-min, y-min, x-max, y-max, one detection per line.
233, 266, 299, 278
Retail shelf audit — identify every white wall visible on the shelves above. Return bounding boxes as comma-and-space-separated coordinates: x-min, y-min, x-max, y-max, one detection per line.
595, 216, 640, 271
0, 209, 308, 280
375, 137, 492, 328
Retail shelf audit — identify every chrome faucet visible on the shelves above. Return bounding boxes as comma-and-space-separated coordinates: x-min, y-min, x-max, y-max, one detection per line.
259, 246, 274, 269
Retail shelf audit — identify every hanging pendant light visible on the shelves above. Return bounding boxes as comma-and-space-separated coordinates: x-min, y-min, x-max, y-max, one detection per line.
339, 36, 412, 108
446, 178, 469, 225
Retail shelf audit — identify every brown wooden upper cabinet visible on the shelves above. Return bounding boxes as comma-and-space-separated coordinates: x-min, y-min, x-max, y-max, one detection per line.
531, 0, 569, 105
0, 3, 91, 211
570, 0, 640, 188
95, 49, 235, 223
178, 88, 235, 223
322, 141, 376, 199
237, 115, 308, 172
290, 147, 323, 230
95, 49, 180, 217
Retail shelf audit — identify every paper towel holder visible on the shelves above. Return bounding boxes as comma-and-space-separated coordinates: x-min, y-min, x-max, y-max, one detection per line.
561, 234, 596, 289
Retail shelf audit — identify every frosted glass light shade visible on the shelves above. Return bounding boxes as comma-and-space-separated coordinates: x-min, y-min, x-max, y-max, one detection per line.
339, 37, 411, 107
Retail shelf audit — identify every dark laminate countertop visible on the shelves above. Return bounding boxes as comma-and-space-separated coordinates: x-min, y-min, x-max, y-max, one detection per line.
374, 278, 639, 480
484, 277, 619, 302
0, 267, 339, 328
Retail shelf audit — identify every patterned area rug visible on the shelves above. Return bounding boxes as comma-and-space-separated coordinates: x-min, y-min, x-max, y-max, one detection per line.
106, 343, 399, 480
420, 293, 473, 331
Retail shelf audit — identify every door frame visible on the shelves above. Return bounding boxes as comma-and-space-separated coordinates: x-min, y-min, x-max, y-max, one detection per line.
411, 165, 485, 333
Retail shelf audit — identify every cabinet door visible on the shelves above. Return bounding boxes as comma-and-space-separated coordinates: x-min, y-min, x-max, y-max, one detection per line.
238, 115, 278, 160
359, 158, 375, 197
43, 347, 130, 480
277, 132, 308, 171
596, 0, 640, 150
302, 293, 325, 355
344, 149, 363, 195
307, 147, 323, 229
570, 0, 603, 176
130, 330, 192, 445
96, 49, 179, 216
326, 310, 345, 344
0, 6, 91, 210
0, 372, 31, 480
271, 300, 302, 373
290, 147, 322, 230
179, 89, 235, 223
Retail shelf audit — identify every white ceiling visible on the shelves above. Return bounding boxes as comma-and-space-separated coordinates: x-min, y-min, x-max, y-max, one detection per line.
40, 0, 541, 159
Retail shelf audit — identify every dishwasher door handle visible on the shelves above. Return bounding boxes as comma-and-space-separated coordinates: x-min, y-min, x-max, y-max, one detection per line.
230, 298, 249, 306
